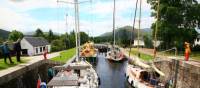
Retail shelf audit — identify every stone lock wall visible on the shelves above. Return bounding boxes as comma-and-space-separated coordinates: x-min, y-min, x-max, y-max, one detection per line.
0, 60, 63, 88
154, 59, 200, 88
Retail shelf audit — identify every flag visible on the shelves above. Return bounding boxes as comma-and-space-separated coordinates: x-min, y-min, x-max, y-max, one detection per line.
37, 75, 41, 88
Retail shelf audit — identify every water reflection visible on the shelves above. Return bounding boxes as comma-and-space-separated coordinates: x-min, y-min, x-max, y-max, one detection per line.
95, 53, 132, 88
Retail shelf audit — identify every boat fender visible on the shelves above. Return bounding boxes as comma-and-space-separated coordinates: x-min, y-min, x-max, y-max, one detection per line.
40, 82, 47, 88
131, 80, 134, 86
98, 77, 101, 85
127, 76, 129, 80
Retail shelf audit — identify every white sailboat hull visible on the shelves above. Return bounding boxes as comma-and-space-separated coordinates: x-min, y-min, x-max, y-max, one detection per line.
125, 64, 155, 88
106, 51, 125, 62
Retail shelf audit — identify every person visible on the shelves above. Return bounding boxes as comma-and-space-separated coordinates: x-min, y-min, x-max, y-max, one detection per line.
184, 42, 191, 61
43, 48, 48, 60
0, 41, 14, 64
14, 39, 21, 62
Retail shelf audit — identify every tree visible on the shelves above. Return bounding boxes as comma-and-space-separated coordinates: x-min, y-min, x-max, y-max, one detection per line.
47, 29, 55, 43
80, 32, 89, 45
143, 34, 153, 48
60, 33, 70, 49
118, 28, 130, 47
8, 30, 24, 41
51, 39, 65, 52
0, 37, 4, 44
34, 28, 44, 37
147, 0, 200, 50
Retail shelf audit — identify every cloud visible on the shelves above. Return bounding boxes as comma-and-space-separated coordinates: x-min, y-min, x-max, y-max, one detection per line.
0, 7, 36, 31
0, 0, 153, 37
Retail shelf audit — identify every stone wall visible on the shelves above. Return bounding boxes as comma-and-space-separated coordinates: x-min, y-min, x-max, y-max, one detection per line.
154, 59, 200, 88
0, 60, 63, 88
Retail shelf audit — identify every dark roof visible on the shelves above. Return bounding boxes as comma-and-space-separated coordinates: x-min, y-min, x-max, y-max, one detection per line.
24, 37, 50, 47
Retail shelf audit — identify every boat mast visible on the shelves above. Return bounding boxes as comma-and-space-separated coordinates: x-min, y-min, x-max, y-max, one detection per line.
129, 0, 139, 57
137, 0, 142, 56
57, 0, 91, 61
74, 0, 80, 61
112, 0, 116, 47
153, 0, 160, 59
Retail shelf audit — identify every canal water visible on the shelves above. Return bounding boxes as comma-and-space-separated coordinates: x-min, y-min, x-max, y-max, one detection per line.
95, 53, 132, 88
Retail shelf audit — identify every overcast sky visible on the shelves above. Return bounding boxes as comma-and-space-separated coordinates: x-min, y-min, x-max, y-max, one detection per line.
0, 0, 199, 36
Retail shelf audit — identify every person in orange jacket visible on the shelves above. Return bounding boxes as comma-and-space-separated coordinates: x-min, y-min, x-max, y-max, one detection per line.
184, 42, 191, 61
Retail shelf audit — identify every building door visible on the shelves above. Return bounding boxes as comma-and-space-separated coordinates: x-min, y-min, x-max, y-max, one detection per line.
40, 47, 43, 53
36, 48, 38, 54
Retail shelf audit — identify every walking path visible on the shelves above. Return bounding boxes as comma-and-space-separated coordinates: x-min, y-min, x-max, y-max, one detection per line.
0, 52, 60, 77
123, 48, 200, 67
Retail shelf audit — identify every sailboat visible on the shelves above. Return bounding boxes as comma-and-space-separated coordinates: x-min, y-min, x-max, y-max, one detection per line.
106, 0, 125, 62
47, 0, 99, 88
125, 0, 165, 88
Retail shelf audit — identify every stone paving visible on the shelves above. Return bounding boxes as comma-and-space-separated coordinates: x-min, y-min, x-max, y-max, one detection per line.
0, 52, 60, 77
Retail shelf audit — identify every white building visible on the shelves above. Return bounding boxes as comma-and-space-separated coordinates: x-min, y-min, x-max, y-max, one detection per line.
133, 40, 145, 47
21, 37, 51, 56
194, 35, 200, 46
152, 40, 162, 47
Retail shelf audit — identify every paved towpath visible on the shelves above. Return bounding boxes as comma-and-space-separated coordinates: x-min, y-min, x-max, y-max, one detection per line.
122, 48, 200, 67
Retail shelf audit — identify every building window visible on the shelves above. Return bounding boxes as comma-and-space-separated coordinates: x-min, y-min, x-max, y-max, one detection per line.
197, 38, 199, 42
36, 48, 38, 54
40, 47, 42, 52
43, 47, 45, 51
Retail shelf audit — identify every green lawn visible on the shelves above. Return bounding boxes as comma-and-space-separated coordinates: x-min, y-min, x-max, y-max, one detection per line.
130, 49, 153, 61
0, 57, 28, 70
51, 48, 76, 63
190, 52, 200, 60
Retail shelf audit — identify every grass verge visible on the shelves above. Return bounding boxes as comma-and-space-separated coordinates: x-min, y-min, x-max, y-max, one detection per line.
0, 57, 28, 70
51, 48, 76, 63
130, 49, 153, 61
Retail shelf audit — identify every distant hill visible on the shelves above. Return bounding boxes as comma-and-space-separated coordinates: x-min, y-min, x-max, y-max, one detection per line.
0, 29, 10, 39
99, 26, 152, 39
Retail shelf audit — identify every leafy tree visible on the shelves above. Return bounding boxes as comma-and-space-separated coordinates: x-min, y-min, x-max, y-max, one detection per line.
60, 33, 70, 49
147, 0, 200, 50
8, 30, 24, 41
80, 32, 89, 45
47, 29, 55, 43
118, 28, 130, 47
51, 39, 65, 52
68, 31, 76, 48
143, 34, 153, 48
0, 37, 4, 44
34, 28, 44, 37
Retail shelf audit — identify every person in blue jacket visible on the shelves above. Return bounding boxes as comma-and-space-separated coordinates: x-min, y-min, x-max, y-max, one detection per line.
0, 41, 14, 64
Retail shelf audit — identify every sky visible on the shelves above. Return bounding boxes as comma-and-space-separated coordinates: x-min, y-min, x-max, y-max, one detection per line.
0, 0, 199, 36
